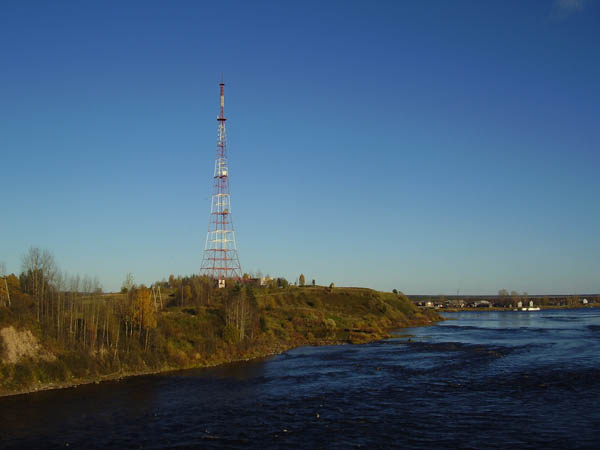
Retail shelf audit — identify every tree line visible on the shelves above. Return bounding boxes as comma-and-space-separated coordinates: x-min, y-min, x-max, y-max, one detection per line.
0, 247, 261, 367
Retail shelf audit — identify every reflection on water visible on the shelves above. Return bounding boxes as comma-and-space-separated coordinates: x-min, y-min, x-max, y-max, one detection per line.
1, 308, 599, 449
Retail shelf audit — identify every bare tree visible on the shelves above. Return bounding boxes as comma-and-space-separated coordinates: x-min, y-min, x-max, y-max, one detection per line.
92, 276, 102, 294
122, 273, 135, 293
0, 262, 9, 307
82, 275, 92, 295
21, 246, 42, 300
225, 288, 252, 340
41, 249, 57, 285
70, 274, 81, 293
21, 247, 57, 320
54, 270, 66, 339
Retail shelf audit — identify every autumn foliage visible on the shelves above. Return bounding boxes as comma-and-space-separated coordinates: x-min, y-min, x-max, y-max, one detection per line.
0, 247, 439, 395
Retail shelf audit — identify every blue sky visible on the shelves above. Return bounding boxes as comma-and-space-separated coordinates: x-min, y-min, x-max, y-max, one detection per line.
1, 0, 599, 294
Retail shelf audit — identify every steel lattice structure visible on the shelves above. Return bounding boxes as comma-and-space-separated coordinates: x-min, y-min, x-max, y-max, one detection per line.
200, 82, 242, 280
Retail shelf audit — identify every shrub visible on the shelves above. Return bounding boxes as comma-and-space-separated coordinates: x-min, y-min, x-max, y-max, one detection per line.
12, 363, 35, 388
259, 316, 268, 332
222, 325, 239, 344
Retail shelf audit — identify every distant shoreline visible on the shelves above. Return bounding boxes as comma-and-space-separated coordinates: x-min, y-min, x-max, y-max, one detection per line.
427, 304, 600, 313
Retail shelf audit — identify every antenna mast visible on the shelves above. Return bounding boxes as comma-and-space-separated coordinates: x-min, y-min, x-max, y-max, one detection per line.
200, 81, 242, 283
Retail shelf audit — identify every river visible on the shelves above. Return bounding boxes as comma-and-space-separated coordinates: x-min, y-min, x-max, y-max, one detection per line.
1, 308, 599, 449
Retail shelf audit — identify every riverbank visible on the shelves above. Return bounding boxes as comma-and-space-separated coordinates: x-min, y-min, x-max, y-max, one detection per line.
0, 286, 441, 397
4, 306, 598, 449
0, 324, 432, 398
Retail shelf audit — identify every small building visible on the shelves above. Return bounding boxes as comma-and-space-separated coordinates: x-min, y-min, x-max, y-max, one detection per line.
582, 298, 588, 304
259, 276, 273, 286
448, 300, 465, 308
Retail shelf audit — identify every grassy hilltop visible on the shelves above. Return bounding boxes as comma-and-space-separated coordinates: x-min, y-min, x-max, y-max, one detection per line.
0, 273, 440, 396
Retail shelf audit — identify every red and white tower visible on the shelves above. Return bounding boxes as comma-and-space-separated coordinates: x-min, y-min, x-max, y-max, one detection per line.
200, 81, 242, 281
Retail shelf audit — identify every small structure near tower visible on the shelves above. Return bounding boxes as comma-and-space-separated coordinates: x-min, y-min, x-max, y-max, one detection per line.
200, 80, 243, 283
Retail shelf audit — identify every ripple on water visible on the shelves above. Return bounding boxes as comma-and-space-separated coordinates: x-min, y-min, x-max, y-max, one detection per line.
1, 309, 600, 449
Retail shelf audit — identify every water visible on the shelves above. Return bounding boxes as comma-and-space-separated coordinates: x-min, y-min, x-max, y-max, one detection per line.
1, 308, 599, 449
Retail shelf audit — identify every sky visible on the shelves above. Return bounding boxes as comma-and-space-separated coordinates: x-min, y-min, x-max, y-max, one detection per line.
1, 0, 599, 294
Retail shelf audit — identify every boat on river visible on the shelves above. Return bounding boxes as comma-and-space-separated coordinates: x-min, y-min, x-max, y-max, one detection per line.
514, 300, 540, 311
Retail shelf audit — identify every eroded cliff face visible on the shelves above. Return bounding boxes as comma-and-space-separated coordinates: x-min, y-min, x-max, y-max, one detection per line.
0, 327, 55, 364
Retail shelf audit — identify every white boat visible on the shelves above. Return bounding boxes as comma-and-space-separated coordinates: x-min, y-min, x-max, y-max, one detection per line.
520, 300, 540, 311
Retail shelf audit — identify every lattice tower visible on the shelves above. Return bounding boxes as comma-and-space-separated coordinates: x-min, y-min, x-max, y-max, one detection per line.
200, 82, 242, 280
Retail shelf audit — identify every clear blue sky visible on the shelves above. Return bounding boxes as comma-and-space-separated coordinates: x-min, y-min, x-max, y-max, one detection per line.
1, 0, 599, 294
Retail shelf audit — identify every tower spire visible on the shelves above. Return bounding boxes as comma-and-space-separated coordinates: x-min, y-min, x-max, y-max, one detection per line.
219, 80, 225, 121
200, 81, 242, 282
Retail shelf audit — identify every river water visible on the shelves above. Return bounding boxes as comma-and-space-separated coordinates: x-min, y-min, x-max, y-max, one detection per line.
1, 308, 599, 449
